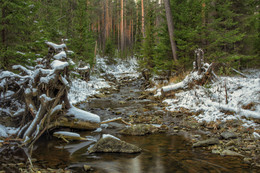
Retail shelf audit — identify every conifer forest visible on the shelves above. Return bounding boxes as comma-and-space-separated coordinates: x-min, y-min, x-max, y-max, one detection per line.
0, 0, 259, 172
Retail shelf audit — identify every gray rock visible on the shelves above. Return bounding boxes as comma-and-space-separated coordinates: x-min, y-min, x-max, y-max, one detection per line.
221, 131, 237, 139
221, 149, 244, 157
192, 138, 219, 147
120, 124, 166, 136
89, 137, 142, 153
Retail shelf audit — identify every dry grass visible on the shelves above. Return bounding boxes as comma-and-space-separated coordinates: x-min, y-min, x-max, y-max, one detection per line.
155, 70, 190, 89
168, 70, 190, 84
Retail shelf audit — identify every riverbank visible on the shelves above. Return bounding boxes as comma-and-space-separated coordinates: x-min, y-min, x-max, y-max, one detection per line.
144, 69, 260, 169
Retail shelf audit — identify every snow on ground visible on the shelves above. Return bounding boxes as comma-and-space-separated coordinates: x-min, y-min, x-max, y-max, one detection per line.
161, 70, 260, 129
68, 56, 140, 104
68, 76, 111, 104
95, 56, 140, 80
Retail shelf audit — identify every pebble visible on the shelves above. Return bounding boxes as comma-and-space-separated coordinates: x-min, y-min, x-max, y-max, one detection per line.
84, 165, 92, 172
247, 145, 256, 150
226, 140, 236, 146
243, 157, 252, 164
194, 135, 200, 138
212, 149, 221, 154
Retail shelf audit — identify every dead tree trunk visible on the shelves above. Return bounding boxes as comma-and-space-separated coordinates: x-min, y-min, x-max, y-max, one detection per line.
194, 48, 204, 75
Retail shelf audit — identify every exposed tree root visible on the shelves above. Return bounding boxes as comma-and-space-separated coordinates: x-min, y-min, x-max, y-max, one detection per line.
0, 41, 100, 148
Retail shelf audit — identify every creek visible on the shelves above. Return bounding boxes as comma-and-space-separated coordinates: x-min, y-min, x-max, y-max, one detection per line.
31, 77, 252, 172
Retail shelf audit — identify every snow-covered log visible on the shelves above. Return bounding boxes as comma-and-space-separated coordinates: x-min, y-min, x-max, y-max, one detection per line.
161, 50, 218, 98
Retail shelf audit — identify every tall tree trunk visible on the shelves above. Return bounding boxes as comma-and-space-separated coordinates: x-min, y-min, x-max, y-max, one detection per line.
163, 0, 178, 62
102, 1, 106, 52
141, 0, 145, 38
105, 0, 110, 39
120, 0, 124, 51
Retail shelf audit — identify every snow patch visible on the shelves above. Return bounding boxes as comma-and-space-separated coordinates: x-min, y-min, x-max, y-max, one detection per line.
68, 77, 110, 104
51, 60, 69, 70
53, 131, 80, 138
46, 42, 66, 50
0, 125, 8, 137
102, 134, 120, 141
54, 51, 66, 60
67, 105, 100, 123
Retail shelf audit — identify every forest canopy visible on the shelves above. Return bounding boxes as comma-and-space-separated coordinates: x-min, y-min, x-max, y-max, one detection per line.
0, 0, 259, 73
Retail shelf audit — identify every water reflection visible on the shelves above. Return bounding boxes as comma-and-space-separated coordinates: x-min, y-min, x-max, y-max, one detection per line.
33, 133, 252, 173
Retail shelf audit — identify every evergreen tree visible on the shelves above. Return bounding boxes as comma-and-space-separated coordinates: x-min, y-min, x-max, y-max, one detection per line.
68, 0, 95, 65
140, 0, 156, 71
204, 0, 245, 65
0, 0, 39, 69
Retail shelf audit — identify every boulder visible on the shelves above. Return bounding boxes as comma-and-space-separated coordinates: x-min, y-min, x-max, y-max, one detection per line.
89, 135, 141, 153
192, 138, 219, 148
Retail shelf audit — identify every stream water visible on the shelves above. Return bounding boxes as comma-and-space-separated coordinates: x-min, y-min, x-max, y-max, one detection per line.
32, 77, 252, 172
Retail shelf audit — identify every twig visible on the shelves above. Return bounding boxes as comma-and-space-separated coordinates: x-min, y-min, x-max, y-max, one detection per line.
231, 68, 248, 78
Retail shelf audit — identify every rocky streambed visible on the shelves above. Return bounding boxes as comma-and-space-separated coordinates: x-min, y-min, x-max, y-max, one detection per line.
32, 74, 259, 172
1, 72, 259, 172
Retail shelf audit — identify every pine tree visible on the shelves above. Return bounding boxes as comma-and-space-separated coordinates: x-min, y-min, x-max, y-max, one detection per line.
204, 0, 245, 64
0, 0, 39, 69
68, 0, 95, 65
140, 0, 156, 70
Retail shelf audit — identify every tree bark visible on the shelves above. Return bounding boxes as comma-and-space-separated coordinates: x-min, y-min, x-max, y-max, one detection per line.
141, 0, 145, 38
163, 0, 178, 62
120, 0, 124, 51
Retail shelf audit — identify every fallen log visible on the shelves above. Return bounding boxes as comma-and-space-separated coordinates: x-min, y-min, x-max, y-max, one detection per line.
161, 49, 218, 98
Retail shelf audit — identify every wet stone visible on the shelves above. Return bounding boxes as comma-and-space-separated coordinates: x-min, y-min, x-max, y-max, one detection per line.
221, 150, 244, 157
89, 136, 142, 153
192, 138, 219, 148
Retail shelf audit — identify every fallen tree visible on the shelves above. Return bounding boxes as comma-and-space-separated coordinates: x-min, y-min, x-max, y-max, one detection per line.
161, 48, 218, 98
0, 42, 100, 147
